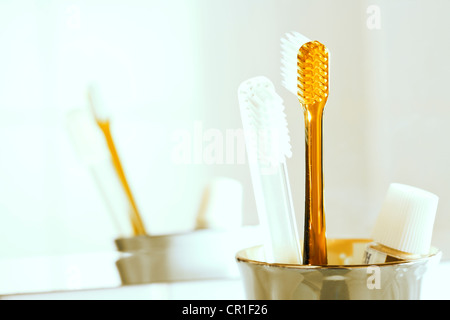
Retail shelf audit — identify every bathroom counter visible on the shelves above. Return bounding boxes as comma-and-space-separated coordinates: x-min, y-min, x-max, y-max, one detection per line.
0, 250, 244, 300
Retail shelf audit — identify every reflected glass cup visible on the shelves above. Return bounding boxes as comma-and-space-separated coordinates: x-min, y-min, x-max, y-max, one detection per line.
114, 226, 262, 284
235, 239, 441, 300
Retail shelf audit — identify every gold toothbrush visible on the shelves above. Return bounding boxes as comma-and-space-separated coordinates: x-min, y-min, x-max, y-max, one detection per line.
87, 85, 147, 236
281, 32, 329, 265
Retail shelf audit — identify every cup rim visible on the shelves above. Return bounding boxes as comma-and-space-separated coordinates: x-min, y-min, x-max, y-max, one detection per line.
235, 238, 441, 269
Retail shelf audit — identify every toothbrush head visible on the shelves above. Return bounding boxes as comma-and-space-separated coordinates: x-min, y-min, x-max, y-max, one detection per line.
281, 32, 329, 107
238, 76, 292, 166
297, 41, 329, 106
87, 83, 110, 122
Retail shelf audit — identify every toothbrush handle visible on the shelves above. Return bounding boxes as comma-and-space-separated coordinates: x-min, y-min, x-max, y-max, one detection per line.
279, 163, 302, 263
258, 164, 302, 264
303, 103, 327, 265
97, 120, 147, 236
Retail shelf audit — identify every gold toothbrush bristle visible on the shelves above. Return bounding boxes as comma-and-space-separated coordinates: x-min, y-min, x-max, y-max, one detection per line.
297, 41, 329, 106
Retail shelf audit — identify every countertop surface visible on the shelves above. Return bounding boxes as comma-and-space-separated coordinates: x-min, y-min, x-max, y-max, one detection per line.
0, 251, 449, 300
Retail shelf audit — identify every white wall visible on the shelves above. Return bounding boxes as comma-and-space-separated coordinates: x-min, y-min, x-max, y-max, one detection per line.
0, 0, 449, 260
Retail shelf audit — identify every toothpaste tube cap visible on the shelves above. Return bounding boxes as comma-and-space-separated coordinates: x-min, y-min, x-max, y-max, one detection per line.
371, 183, 439, 255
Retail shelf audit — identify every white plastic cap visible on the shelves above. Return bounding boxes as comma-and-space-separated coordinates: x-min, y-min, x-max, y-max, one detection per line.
371, 183, 439, 255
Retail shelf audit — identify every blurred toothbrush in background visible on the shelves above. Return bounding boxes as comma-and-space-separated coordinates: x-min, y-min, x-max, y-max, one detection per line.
238, 76, 302, 264
67, 109, 134, 237
195, 177, 243, 230
87, 84, 147, 236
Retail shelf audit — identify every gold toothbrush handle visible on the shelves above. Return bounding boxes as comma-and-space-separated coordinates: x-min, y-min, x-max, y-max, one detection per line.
303, 102, 327, 265
97, 120, 147, 236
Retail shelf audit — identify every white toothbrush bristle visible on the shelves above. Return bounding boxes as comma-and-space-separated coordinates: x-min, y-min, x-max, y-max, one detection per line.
280, 31, 311, 96
238, 76, 292, 166
87, 83, 110, 122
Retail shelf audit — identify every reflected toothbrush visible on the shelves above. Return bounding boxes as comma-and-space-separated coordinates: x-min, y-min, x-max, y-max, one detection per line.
87, 85, 147, 236
238, 76, 302, 264
281, 31, 329, 265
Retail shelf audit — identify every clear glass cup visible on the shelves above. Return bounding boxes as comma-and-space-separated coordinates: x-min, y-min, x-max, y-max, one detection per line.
235, 238, 441, 300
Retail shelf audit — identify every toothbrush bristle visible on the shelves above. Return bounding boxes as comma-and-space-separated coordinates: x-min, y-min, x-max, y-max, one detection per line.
281, 32, 329, 106
238, 77, 292, 165
280, 32, 311, 96
297, 41, 329, 106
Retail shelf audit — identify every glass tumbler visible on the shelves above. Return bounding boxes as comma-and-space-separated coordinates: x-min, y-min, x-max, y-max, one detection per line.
235, 238, 441, 300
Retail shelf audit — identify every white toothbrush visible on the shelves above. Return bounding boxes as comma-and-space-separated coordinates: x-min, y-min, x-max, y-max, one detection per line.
238, 76, 302, 264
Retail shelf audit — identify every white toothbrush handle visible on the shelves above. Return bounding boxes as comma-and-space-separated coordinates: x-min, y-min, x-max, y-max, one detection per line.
89, 163, 135, 236
248, 158, 301, 264
279, 163, 302, 263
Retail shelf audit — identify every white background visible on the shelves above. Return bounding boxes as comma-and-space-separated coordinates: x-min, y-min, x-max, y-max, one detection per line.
0, 0, 449, 280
